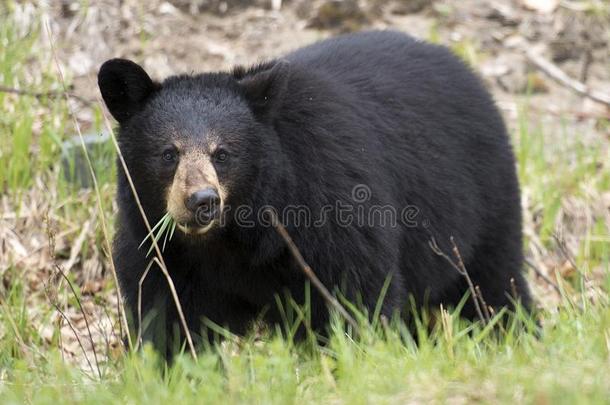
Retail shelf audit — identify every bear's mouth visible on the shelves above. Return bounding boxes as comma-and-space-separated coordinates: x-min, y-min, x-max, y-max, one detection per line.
175, 202, 223, 236
177, 220, 216, 235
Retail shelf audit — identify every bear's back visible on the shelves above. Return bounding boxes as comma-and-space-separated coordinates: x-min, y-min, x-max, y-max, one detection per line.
285, 31, 483, 108
278, 30, 520, 279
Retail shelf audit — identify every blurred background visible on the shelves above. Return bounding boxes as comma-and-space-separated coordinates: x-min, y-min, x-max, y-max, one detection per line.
10, 0, 610, 129
0, 0, 609, 370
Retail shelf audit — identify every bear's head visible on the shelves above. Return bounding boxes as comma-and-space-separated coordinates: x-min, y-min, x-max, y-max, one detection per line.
98, 59, 290, 237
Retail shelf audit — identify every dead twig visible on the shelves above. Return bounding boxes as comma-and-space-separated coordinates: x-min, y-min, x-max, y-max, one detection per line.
552, 233, 589, 282
100, 302, 122, 352
49, 299, 97, 377
44, 211, 102, 378
42, 271, 96, 378
0, 84, 94, 106
524, 258, 562, 296
580, 49, 593, 84
475, 285, 491, 321
53, 265, 102, 379
136, 259, 156, 350
266, 209, 360, 334
525, 49, 610, 107
429, 236, 490, 325
64, 219, 91, 272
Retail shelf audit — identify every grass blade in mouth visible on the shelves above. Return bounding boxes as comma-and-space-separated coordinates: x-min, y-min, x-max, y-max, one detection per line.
138, 213, 176, 256
162, 219, 177, 251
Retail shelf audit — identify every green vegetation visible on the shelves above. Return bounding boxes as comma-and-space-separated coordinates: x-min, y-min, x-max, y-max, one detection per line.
0, 6, 609, 404
2, 303, 609, 404
140, 213, 177, 256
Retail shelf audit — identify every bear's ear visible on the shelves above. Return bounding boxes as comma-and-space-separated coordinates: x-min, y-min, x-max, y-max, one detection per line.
237, 60, 290, 121
98, 58, 159, 123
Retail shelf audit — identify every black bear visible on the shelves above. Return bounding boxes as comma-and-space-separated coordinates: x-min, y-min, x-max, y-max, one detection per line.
99, 30, 531, 355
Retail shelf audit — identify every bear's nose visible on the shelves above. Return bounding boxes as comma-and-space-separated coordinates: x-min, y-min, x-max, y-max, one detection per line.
185, 188, 220, 218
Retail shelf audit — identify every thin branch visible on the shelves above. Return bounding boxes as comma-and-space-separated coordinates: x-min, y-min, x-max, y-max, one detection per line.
49, 300, 97, 378
266, 209, 360, 334
0, 84, 94, 106
54, 265, 102, 379
43, 211, 101, 378
525, 49, 610, 107
136, 259, 155, 350
63, 219, 91, 272
475, 285, 491, 322
429, 236, 489, 325
524, 258, 561, 295
94, 308, 112, 365
43, 274, 96, 379
552, 233, 588, 282
101, 302, 122, 352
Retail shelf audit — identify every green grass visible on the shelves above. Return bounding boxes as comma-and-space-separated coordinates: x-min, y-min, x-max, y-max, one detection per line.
139, 213, 177, 256
1, 302, 609, 403
1, 5, 609, 404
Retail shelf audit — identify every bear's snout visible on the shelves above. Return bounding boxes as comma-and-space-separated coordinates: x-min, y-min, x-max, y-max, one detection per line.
166, 149, 227, 235
185, 188, 220, 225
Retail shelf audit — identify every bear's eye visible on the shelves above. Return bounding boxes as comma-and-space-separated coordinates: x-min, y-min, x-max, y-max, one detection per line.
214, 149, 229, 163
162, 148, 178, 163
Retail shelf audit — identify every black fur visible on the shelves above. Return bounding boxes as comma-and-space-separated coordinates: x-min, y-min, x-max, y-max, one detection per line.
99, 31, 531, 355
99, 59, 160, 123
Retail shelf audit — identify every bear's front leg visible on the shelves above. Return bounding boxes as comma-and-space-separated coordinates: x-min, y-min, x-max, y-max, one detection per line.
111, 226, 193, 357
